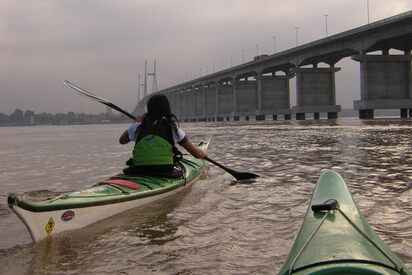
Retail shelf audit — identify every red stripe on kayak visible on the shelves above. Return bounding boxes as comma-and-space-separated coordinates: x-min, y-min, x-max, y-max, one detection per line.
98, 179, 139, 190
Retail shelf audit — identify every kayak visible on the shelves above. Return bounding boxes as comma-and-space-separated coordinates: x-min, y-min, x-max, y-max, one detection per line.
7, 136, 212, 242
278, 170, 410, 275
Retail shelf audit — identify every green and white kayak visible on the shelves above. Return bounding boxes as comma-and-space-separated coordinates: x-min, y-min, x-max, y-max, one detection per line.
279, 170, 410, 275
8, 136, 211, 242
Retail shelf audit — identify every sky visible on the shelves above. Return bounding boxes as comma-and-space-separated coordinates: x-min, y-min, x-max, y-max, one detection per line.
1, 0, 412, 115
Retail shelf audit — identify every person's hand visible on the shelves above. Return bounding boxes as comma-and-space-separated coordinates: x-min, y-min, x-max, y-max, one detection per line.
135, 116, 143, 122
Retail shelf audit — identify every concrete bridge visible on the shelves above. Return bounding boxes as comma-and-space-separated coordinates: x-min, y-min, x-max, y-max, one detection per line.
134, 11, 412, 120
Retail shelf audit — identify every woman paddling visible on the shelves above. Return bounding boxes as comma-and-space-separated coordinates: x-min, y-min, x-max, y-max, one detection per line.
119, 94, 207, 177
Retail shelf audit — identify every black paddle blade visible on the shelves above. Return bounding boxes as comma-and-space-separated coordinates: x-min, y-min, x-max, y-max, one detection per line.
205, 157, 259, 181
233, 172, 259, 181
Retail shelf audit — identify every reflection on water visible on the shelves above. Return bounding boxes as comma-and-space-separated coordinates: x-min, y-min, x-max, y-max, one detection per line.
0, 119, 411, 274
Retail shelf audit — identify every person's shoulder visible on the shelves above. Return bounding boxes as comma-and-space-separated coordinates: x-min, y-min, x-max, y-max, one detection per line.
129, 122, 141, 130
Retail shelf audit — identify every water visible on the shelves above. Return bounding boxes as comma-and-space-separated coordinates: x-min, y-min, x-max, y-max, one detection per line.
0, 119, 411, 274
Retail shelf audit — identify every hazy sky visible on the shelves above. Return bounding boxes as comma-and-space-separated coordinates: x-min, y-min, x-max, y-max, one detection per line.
1, 1, 411, 115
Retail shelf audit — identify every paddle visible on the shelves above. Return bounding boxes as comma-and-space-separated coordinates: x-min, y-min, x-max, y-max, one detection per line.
204, 157, 258, 181
63, 80, 259, 181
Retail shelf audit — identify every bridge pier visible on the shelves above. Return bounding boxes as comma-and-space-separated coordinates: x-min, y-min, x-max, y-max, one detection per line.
204, 84, 216, 119
292, 66, 341, 119
352, 53, 412, 119
236, 78, 258, 118
187, 88, 195, 119
194, 86, 204, 118
257, 74, 292, 118
216, 81, 234, 119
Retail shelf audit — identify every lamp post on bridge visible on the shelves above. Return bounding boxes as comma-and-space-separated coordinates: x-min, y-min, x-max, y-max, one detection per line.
295, 27, 299, 46
324, 14, 328, 37
242, 49, 245, 63
367, 0, 370, 24
273, 36, 277, 53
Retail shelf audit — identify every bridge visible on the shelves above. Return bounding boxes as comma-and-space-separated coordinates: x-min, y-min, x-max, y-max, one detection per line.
134, 11, 412, 120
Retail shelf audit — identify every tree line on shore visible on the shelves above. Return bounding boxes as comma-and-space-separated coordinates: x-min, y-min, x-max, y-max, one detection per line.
0, 108, 130, 126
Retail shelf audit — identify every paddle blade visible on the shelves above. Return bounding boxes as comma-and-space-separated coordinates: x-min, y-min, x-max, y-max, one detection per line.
233, 172, 259, 181
63, 80, 110, 104
205, 157, 259, 181
63, 80, 136, 120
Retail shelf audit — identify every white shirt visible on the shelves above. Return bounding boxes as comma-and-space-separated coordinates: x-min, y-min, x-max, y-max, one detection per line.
127, 121, 186, 145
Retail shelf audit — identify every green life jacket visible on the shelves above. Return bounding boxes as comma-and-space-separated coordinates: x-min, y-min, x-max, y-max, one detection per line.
132, 119, 176, 166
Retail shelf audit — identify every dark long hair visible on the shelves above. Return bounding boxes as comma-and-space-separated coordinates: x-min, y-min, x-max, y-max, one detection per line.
141, 94, 179, 135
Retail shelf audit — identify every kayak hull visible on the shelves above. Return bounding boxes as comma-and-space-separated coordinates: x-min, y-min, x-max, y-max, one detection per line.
8, 136, 211, 242
278, 170, 410, 275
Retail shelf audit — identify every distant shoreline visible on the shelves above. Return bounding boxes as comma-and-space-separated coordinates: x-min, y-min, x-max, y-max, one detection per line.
1, 108, 408, 127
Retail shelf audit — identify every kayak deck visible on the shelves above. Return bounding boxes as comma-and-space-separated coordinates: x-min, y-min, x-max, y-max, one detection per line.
278, 170, 410, 275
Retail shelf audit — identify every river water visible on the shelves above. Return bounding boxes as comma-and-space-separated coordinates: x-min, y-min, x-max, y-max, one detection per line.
0, 119, 411, 274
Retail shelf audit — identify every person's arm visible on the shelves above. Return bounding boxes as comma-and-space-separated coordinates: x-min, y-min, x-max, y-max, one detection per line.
181, 139, 208, 159
119, 116, 143, 145
119, 130, 130, 144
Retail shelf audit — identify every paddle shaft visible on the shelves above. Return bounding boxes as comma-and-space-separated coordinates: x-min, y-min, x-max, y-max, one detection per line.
205, 157, 235, 174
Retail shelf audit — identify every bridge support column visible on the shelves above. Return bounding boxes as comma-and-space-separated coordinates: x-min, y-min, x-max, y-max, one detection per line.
204, 84, 216, 119
352, 53, 412, 119
215, 84, 219, 120
202, 85, 206, 118
187, 88, 195, 120
292, 65, 341, 119
259, 74, 292, 120
217, 81, 234, 119
233, 77, 237, 116
194, 86, 204, 120
179, 90, 186, 119
236, 78, 258, 119
257, 71, 263, 111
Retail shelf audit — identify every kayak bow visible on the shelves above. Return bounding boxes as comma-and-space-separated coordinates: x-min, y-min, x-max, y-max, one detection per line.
8, 136, 211, 242
279, 170, 410, 275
